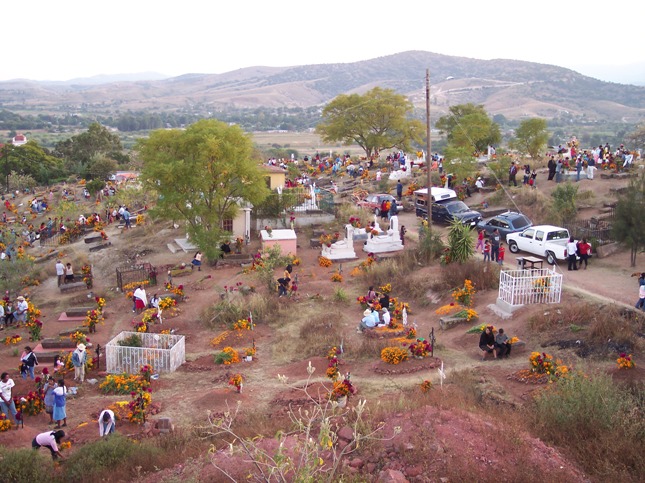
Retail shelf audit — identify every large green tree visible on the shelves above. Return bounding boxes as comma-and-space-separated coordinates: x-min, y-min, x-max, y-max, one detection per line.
435, 103, 501, 155
510, 118, 549, 160
316, 87, 424, 159
137, 120, 270, 261
55, 122, 127, 173
613, 174, 645, 267
0, 140, 63, 190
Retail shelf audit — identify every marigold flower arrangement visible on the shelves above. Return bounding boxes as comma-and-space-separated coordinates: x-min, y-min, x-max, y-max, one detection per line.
232, 318, 253, 331
141, 309, 159, 327
82, 265, 93, 288
318, 256, 332, 268
331, 272, 343, 283
4, 335, 21, 345
356, 296, 369, 309
26, 319, 43, 341
158, 297, 176, 311
136, 214, 145, 226
420, 380, 433, 393
171, 285, 185, 299
100, 373, 148, 395
529, 351, 569, 379
59, 441, 72, 451
133, 320, 148, 333
69, 331, 88, 345
327, 346, 340, 381
405, 327, 417, 339
215, 347, 240, 365
330, 374, 356, 401
508, 336, 519, 345
616, 353, 635, 369
229, 373, 244, 392
533, 277, 550, 293
244, 346, 256, 357
95, 296, 106, 311
452, 279, 475, 307
0, 413, 12, 432
319, 232, 340, 247
381, 347, 408, 365
100, 230, 108, 240
140, 364, 154, 383
16, 391, 44, 416
84, 309, 104, 333
407, 338, 432, 358
128, 386, 152, 424
123, 280, 150, 292
379, 283, 392, 294
348, 216, 362, 228
27, 300, 42, 323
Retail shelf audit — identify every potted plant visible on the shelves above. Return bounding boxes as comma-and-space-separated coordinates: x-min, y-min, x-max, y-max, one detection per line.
330, 373, 356, 408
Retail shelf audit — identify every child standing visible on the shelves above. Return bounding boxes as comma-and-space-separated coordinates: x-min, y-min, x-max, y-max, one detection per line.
475, 229, 484, 253
483, 240, 491, 262
498, 243, 506, 266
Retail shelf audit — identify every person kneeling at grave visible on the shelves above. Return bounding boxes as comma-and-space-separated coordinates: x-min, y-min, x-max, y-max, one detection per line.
357, 308, 378, 333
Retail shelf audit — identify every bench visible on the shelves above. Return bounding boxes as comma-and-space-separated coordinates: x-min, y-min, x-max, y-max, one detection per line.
59, 282, 88, 293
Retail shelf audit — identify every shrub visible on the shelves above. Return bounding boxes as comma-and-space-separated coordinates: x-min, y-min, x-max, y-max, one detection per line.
440, 260, 500, 291
62, 433, 162, 482
333, 287, 348, 302
117, 334, 142, 347
529, 372, 645, 481
0, 449, 54, 482
550, 183, 579, 226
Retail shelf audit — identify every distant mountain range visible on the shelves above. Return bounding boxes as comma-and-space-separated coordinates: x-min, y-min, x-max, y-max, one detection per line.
1, 51, 645, 123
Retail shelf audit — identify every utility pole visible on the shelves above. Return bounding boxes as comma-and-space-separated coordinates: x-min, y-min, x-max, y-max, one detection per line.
425, 69, 432, 231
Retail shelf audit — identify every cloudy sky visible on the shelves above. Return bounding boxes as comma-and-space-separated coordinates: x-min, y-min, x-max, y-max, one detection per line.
5, 0, 644, 84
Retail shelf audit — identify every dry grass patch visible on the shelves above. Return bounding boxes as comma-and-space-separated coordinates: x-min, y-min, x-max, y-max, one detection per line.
440, 260, 500, 291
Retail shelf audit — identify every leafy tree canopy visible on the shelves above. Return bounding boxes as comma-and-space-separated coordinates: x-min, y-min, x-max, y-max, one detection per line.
435, 103, 501, 155
55, 122, 126, 172
510, 118, 549, 160
316, 87, 424, 159
137, 120, 270, 261
0, 140, 64, 189
613, 174, 645, 267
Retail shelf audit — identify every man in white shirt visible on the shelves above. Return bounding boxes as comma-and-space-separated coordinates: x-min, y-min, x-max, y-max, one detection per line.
566, 237, 579, 271
357, 309, 378, 333
0, 303, 5, 328
381, 308, 391, 326
13, 296, 28, 323
55, 260, 65, 287
0, 372, 17, 424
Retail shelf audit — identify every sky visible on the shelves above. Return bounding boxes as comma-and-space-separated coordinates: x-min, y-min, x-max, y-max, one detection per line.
4, 0, 644, 85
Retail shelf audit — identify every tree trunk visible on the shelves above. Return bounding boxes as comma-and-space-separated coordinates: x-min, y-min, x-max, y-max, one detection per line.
631, 244, 637, 267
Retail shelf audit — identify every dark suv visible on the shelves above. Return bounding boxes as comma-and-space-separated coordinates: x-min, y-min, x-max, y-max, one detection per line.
477, 212, 532, 238
431, 200, 482, 227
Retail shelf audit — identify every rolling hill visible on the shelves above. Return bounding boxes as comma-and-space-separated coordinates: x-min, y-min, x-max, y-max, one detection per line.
1, 51, 644, 123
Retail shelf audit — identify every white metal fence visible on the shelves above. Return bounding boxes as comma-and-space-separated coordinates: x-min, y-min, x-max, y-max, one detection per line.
498, 268, 562, 307
106, 331, 185, 374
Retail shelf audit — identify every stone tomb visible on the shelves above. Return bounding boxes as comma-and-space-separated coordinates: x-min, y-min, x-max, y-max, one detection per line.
320, 225, 358, 261
363, 215, 404, 254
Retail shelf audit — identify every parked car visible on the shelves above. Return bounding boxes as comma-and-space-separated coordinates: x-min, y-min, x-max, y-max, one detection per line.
506, 225, 572, 265
357, 194, 403, 215
414, 187, 457, 218
477, 212, 532, 239
431, 200, 482, 227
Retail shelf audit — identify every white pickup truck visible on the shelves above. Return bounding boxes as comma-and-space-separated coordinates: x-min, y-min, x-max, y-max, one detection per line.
506, 225, 572, 265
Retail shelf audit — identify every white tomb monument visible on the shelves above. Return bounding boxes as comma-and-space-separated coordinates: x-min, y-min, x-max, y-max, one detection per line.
363, 215, 404, 254
321, 224, 358, 260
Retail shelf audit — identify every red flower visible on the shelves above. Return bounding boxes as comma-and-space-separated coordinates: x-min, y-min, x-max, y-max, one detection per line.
35, 377, 41, 383
42, 368, 49, 375
450, 302, 454, 306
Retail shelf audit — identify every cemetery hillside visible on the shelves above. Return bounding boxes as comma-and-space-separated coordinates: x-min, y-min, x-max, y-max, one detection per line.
0, 92, 644, 483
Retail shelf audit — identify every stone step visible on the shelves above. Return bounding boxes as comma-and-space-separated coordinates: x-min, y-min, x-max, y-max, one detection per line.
167, 243, 180, 254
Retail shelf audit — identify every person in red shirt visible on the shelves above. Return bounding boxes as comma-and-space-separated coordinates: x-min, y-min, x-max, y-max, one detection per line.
497, 243, 506, 266
577, 238, 592, 269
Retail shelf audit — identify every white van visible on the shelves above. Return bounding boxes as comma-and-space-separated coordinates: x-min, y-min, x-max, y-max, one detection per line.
414, 187, 457, 218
